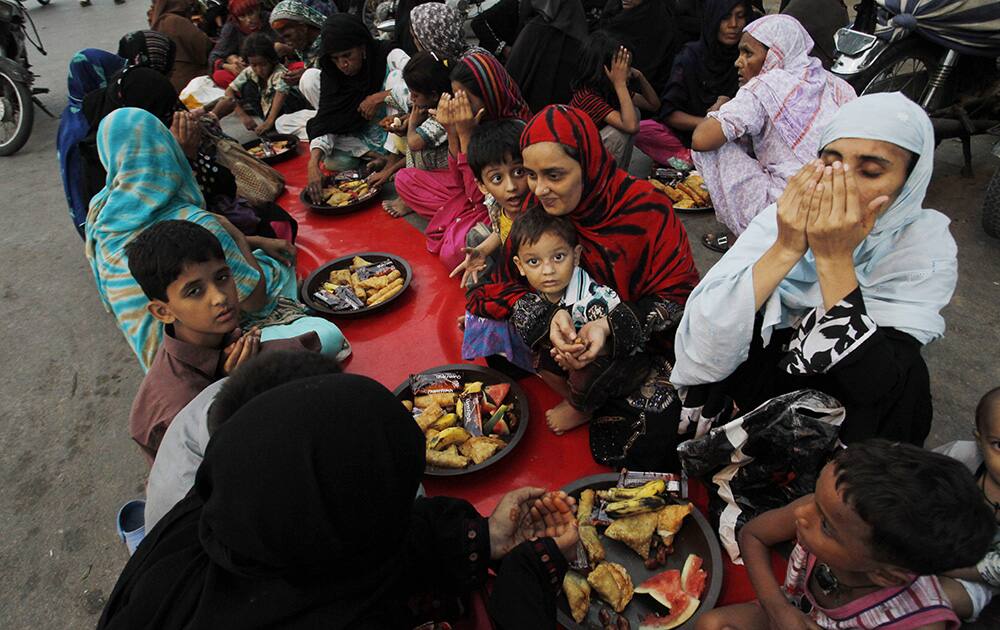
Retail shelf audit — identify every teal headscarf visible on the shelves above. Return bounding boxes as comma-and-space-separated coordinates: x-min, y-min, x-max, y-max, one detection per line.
673, 93, 957, 386
84, 108, 265, 370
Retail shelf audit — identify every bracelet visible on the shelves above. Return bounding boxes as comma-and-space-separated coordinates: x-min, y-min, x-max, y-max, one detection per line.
495, 41, 507, 57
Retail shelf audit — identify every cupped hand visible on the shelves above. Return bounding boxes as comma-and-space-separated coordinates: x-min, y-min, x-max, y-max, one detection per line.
774, 159, 824, 258
488, 486, 547, 560
549, 309, 585, 356
451, 90, 484, 139
170, 111, 202, 159
604, 46, 632, 87
573, 317, 610, 365
807, 161, 889, 260
222, 327, 261, 374
529, 491, 579, 560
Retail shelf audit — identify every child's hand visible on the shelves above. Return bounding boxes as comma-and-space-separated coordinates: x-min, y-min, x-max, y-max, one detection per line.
433, 92, 454, 127
254, 121, 274, 136
449, 246, 489, 287
223, 327, 261, 374
604, 46, 632, 88
241, 115, 258, 131
573, 317, 610, 365
549, 309, 585, 356
366, 167, 392, 189
452, 90, 484, 139
762, 600, 822, 630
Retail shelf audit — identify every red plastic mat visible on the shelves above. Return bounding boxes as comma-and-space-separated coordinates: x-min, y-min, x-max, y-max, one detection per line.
273, 152, 780, 609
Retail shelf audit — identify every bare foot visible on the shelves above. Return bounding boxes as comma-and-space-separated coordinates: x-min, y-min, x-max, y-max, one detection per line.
546, 399, 590, 435
383, 197, 413, 218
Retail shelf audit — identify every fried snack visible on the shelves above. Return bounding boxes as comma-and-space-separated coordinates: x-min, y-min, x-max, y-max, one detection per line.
426, 448, 469, 469
673, 198, 695, 209
366, 278, 404, 305
587, 562, 634, 613
676, 182, 708, 206
415, 393, 457, 409
369, 283, 403, 306
458, 436, 506, 465
341, 179, 368, 191
402, 400, 414, 412
578, 489, 597, 526
580, 525, 606, 565
328, 268, 352, 285
605, 512, 658, 560
563, 572, 592, 623
656, 503, 693, 546
324, 190, 353, 206
428, 412, 459, 431
415, 401, 444, 431
351, 256, 373, 270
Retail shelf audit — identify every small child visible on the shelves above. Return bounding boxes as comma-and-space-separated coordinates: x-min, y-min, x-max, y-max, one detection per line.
935, 387, 1000, 623
697, 440, 996, 630
569, 33, 660, 169
382, 51, 453, 217
458, 119, 534, 374
508, 207, 650, 435
125, 220, 320, 464
210, 32, 291, 137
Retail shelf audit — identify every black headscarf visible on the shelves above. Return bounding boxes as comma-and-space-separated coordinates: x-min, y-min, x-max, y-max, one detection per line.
306, 14, 393, 140
97, 374, 426, 629
82, 66, 180, 131
117, 30, 177, 75
659, 0, 749, 122
598, 0, 678, 90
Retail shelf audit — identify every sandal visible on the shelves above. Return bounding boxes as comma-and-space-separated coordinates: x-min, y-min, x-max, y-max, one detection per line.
702, 231, 732, 253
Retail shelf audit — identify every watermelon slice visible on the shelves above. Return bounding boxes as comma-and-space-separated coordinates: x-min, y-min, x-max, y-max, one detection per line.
681, 554, 707, 599
635, 569, 685, 610
638, 597, 700, 630
491, 419, 510, 436
484, 383, 510, 406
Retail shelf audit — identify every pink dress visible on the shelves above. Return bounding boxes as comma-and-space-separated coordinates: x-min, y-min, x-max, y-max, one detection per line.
783, 543, 960, 630
394, 153, 488, 271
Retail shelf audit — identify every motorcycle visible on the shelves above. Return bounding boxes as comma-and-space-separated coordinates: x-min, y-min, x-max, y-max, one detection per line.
0, 0, 49, 156
830, 0, 1000, 236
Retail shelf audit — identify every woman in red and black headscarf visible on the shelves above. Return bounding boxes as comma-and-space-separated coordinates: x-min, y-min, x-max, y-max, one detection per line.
467, 105, 700, 470
209, 0, 276, 89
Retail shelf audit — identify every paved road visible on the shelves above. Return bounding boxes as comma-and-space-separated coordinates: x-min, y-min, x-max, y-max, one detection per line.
0, 3, 997, 627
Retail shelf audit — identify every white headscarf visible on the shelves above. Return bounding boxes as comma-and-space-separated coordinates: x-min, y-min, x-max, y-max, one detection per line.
672, 92, 957, 386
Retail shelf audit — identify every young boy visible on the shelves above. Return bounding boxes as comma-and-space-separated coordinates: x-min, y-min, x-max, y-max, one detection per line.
508, 207, 650, 434
935, 387, 1000, 623
458, 119, 536, 374
125, 220, 319, 463
697, 440, 996, 630
209, 32, 292, 136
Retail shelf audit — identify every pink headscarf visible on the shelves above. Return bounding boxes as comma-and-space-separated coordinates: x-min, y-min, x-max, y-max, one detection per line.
741, 14, 856, 152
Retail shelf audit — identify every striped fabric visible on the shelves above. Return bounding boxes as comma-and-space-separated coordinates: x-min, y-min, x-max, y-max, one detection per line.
569, 88, 616, 127
459, 52, 532, 122
783, 543, 961, 629
876, 0, 1000, 56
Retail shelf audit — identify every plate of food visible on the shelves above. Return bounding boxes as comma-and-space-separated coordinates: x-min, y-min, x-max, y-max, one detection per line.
649, 173, 712, 213
300, 252, 412, 317
557, 472, 723, 630
394, 364, 529, 476
242, 134, 299, 165
300, 172, 381, 215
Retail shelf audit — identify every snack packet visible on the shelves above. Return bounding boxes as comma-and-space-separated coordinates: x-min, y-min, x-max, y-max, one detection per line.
410, 372, 462, 396
355, 260, 397, 280
314, 285, 365, 311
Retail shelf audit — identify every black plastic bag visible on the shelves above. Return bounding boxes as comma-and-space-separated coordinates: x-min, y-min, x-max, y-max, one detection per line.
677, 389, 844, 562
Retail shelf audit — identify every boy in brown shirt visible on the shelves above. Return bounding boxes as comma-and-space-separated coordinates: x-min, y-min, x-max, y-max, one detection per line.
126, 220, 319, 463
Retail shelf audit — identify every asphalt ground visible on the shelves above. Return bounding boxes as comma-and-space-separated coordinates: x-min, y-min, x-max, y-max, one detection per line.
0, 2, 997, 627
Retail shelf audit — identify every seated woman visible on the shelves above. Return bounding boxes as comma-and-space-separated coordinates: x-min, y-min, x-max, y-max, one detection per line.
633, 0, 750, 167
409, 2, 488, 61
150, 0, 214, 93
569, 34, 661, 170
393, 52, 532, 270
81, 66, 297, 242
691, 14, 855, 251
57, 49, 126, 239
86, 108, 348, 369
207, 0, 274, 89
468, 105, 700, 468
304, 14, 410, 200
116, 30, 177, 76
672, 93, 957, 446
97, 373, 578, 628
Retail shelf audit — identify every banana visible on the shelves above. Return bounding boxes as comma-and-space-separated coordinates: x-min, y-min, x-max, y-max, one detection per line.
427, 427, 471, 450
429, 413, 458, 431
597, 480, 666, 502
605, 495, 668, 519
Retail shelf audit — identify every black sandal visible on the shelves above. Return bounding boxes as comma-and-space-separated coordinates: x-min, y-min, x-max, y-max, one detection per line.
702, 231, 732, 253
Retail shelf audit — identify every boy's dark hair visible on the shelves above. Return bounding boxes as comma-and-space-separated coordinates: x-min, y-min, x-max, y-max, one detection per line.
467, 119, 526, 181
241, 32, 279, 64
832, 440, 995, 575
402, 51, 452, 99
976, 386, 1000, 432
508, 206, 579, 256
571, 31, 625, 103
206, 350, 342, 435
125, 220, 226, 302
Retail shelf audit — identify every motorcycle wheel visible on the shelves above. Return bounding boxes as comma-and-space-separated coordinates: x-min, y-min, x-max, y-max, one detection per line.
848, 38, 940, 102
0, 72, 34, 157
983, 166, 1000, 239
